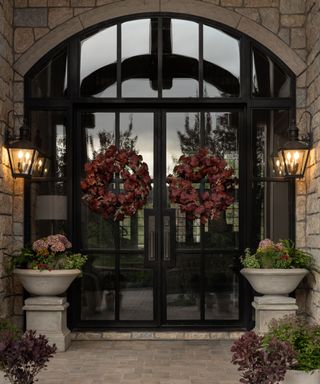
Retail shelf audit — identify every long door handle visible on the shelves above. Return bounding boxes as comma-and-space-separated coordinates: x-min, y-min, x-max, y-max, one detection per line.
163, 215, 171, 261
148, 215, 156, 262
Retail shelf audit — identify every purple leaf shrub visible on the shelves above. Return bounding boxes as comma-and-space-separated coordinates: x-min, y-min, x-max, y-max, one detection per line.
231, 331, 296, 384
0, 330, 56, 384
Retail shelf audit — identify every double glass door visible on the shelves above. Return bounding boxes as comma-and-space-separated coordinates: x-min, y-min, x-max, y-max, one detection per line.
77, 109, 241, 327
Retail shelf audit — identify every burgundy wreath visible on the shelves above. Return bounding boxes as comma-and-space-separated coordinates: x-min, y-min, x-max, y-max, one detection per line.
80, 145, 152, 221
166, 148, 235, 224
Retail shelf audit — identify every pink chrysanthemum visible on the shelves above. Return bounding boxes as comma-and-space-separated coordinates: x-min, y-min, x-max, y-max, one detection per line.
57, 234, 72, 249
258, 238, 274, 249
32, 239, 49, 253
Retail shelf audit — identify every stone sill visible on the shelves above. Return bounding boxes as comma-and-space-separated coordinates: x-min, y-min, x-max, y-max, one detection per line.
71, 331, 245, 341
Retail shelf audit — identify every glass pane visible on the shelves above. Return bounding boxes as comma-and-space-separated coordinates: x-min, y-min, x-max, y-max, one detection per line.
166, 254, 201, 320
166, 112, 200, 175
252, 48, 291, 97
120, 254, 153, 320
31, 49, 67, 98
253, 110, 291, 242
81, 254, 116, 320
81, 205, 116, 250
30, 181, 67, 240
203, 26, 240, 97
119, 186, 153, 250
80, 26, 117, 97
120, 112, 154, 177
31, 111, 67, 178
205, 254, 239, 320
253, 110, 289, 178
121, 19, 158, 97
163, 19, 199, 97
82, 112, 115, 161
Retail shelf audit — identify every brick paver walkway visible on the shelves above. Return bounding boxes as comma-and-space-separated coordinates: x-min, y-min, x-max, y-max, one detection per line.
36, 340, 239, 384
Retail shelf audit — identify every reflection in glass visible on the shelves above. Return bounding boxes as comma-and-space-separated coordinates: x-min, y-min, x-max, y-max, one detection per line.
31, 111, 67, 178
31, 50, 68, 98
82, 112, 115, 161
120, 254, 153, 320
80, 26, 117, 97
81, 205, 116, 250
120, 186, 153, 250
203, 26, 240, 97
81, 254, 116, 320
163, 19, 199, 97
166, 112, 200, 174
252, 48, 290, 97
253, 110, 290, 242
122, 19, 158, 97
120, 113, 154, 176
205, 254, 238, 320
30, 181, 67, 240
167, 254, 201, 320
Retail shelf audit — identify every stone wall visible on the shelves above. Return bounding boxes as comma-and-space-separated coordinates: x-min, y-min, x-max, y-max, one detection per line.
299, 0, 320, 323
0, 0, 23, 327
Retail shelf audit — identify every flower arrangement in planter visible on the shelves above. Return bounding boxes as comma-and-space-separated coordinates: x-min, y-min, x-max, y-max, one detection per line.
10, 234, 87, 271
240, 239, 311, 296
241, 239, 312, 270
231, 330, 296, 384
80, 145, 152, 221
166, 147, 235, 224
11, 234, 87, 296
0, 320, 56, 384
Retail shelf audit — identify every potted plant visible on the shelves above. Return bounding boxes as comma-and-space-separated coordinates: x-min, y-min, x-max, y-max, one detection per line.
240, 239, 311, 296
264, 316, 320, 384
231, 330, 296, 384
0, 320, 56, 384
11, 234, 87, 296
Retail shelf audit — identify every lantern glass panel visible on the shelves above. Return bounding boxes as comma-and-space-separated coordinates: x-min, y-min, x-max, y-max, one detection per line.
9, 148, 38, 177
280, 148, 309, 177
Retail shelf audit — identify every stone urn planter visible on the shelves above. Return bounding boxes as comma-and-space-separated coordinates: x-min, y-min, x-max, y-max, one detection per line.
14, 268, 81, 296
14, 269, 81, 352
283, 370, 320, 384
240, 268, 308, 295
241, 268, 308, 333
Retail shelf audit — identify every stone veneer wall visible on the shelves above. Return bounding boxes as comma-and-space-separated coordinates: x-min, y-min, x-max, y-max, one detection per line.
296, 0, 320, 323
0, 0, 24, 327
2, 0, 319, 324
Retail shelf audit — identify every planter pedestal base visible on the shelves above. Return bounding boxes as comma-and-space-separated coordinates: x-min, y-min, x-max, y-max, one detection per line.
252, 295, 298, 333
23, 296, 71, 352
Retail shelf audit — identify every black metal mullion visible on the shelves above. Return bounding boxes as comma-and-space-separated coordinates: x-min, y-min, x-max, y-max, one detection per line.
199, 23, 203, 99
200, 111, 205, 321
158, 17, 163, 99
117, 23, 122, 98
115, 111, 121, 321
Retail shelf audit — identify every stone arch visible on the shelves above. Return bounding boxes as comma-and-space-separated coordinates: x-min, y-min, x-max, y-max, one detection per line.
14, 0, 306, 76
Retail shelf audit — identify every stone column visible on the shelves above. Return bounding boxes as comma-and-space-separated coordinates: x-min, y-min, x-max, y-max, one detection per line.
23, 296, 71, 352
252, 296, 298, 333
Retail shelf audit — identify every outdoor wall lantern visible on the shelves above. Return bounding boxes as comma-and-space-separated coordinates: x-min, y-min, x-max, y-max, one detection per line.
5, 113, 39, 178
32, 154, 51, 177
273, 111, 312, 179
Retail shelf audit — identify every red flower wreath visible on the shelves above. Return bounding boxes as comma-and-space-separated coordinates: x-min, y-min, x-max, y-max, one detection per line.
80, 145, 152, 221
166, 148, 235, 224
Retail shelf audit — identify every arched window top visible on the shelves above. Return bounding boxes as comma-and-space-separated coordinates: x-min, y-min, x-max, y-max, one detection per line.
28, 15, 293, 100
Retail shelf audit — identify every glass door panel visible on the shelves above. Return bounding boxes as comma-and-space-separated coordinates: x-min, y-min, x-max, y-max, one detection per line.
164, 111, 240, 322
80, 111, 156, 322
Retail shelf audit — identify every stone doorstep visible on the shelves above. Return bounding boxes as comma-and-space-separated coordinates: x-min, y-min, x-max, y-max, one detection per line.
71, 331, 245, 341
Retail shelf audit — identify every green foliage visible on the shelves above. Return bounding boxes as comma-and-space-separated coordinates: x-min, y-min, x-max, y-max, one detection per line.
281, 239, 312, 269
264, 316, 320, 372
61, 254, 88, 270
0, 320, 20, 340
241, 249, 260, 268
